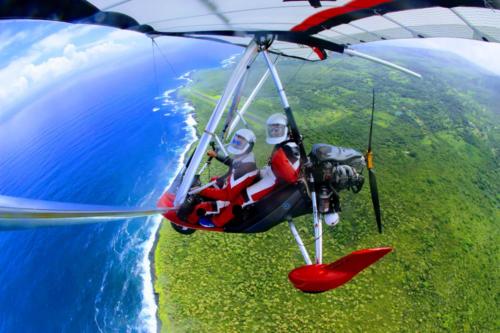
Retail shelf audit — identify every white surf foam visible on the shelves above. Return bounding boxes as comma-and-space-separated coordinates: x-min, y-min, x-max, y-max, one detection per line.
181, 102, 197, 138
138, 215, 161, 333
221, 53, 241, 68
177, 70, 194, 83
138, 73, 198, 332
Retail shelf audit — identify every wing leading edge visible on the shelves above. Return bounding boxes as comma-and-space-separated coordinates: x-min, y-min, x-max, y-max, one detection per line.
0, 194, 168, 229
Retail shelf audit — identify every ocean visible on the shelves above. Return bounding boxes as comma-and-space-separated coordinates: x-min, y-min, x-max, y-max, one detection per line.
0, 30, 238, 332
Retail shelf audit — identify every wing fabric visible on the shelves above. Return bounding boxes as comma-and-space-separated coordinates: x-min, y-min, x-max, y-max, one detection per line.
85, 0, 500, 60
1, 0, 499, 60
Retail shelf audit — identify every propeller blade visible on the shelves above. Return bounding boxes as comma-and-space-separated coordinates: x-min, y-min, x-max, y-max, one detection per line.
367, 88, 375, 152
368, 169, 382, 233
0, 195, 169, 230
366, 88, 383, 233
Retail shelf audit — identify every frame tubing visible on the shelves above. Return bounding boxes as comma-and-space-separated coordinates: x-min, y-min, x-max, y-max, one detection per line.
310, 188, 323, 264
212, 132, 228, 156
174, 42, 258, 207
288, 220, 312, 265
227, 69, 270, 136
262, 51, 289, 108
188, 180, 217, 195
261, 50, 307, 162
197, 161, 209, 175
223, 68, 250, 140
344, 49, 421, 78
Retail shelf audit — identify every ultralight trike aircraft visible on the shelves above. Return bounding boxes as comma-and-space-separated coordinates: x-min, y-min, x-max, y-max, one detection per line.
0, 0, 498, 293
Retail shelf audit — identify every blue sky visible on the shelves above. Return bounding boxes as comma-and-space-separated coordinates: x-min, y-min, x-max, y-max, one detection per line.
0, 20, 205, 113
0, 21, 144, 111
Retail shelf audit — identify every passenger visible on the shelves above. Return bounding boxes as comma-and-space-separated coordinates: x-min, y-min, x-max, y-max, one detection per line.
192, 128, 258, 228
242, 113, 339, 226
242, 113, 301, 205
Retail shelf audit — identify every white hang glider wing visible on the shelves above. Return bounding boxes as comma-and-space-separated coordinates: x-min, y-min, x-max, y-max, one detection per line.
1, 1, 499, 61
0, 0, 498, 228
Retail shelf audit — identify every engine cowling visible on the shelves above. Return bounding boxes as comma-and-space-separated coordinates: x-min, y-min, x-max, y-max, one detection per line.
309, 144, 366, 213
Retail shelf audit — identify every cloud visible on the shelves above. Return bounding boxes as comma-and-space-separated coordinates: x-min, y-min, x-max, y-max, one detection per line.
0, 24, 148, 111
0, 30, 28, 52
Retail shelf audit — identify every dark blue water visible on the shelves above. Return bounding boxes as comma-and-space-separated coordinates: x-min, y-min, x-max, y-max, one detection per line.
0, 24, 238, 332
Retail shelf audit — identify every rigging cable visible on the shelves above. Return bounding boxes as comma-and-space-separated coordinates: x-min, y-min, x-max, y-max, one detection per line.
150, 37, 171, 146
151, 38, 161, 97
283, 49, 311, 88
151, 37, 179, 78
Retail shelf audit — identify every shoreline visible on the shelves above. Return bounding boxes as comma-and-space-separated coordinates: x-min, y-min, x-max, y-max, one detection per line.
149, 100, 198, 333
147, 62, 225, 332
149, 223, 162, 333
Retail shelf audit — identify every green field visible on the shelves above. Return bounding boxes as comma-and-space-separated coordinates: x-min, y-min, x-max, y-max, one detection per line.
154, 45, 499, 332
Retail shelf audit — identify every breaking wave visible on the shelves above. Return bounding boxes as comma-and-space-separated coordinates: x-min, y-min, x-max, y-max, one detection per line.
138, 70, 198, 332
221, 53, 241, 68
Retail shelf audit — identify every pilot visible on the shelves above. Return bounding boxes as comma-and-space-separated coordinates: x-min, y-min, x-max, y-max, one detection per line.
192, 128, 258, 228
242, 113, 301, 205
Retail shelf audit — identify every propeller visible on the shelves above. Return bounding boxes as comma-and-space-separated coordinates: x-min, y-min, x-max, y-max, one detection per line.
366, 88, 383, 233
0, 194, 170, 230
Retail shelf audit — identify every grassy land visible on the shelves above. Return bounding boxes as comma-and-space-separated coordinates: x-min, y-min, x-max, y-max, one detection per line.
155, 47, 499, 332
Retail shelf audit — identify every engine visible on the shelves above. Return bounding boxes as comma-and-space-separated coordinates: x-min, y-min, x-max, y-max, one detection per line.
309, 144, 366, 213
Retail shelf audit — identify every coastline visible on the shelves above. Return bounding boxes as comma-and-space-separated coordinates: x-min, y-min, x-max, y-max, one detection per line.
149, 96, 198, 333
146, 63, 227, 332
149, 224, 162, 333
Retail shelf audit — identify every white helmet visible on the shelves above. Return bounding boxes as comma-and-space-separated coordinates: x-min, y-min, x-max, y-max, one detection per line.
266, 113, 288, 144
227, 128, 256, 155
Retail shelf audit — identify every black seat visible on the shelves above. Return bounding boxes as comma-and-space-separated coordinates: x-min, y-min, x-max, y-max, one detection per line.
224, 182, 311, 233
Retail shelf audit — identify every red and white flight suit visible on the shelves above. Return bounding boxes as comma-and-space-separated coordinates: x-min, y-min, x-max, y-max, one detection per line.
189, 152, 258, 227
242, 141, 301, 205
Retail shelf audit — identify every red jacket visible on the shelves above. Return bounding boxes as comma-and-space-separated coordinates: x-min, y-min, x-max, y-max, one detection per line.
244, 141, 301, 204
270, 141, 301, 184
200, 152, 258, 202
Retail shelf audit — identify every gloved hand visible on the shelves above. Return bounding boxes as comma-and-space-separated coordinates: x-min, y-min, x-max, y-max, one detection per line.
177, 194, 202, 221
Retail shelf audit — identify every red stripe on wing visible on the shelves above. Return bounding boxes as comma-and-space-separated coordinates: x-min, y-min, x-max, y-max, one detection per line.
292, 0, 394, 32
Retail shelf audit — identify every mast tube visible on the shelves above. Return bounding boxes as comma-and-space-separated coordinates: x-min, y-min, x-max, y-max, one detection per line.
261, 50, 307, 162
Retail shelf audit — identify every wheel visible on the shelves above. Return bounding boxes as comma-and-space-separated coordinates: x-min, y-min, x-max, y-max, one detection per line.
170, 222, 196, 235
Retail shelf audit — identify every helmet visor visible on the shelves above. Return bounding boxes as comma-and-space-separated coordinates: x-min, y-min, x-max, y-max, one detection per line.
228, 134, 249, 154
267, 124, 286, 139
